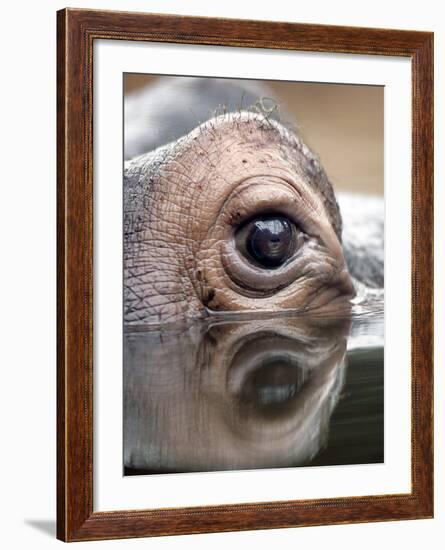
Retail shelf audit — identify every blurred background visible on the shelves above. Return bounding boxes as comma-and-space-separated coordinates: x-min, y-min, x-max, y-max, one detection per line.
124, 75, 383, 196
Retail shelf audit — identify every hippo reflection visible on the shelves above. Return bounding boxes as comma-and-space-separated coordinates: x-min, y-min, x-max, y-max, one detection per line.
123, 78, 384, 474
124, 313, 352, 473
124, 78, 383, 325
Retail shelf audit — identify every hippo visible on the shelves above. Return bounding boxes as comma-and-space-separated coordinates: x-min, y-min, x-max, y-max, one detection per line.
124, 78, 383, 325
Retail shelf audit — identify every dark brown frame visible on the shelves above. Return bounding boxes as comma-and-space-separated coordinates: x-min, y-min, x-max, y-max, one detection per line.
57, 8, 434, 542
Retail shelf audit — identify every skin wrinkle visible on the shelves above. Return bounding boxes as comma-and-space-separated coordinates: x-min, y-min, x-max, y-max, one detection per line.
124, 111, 353, 325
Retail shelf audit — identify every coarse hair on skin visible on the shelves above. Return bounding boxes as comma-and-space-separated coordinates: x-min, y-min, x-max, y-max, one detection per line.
125, 109, 344, 242
187, 109, 343, 240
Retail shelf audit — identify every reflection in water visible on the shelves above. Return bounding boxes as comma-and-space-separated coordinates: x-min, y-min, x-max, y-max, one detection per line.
124, 310, 383, 475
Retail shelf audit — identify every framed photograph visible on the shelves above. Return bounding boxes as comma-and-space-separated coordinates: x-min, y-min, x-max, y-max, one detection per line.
57, 8, 433, 542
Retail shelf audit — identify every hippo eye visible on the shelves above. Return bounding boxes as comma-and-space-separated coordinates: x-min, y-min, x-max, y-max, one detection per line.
235, 215, 300, 269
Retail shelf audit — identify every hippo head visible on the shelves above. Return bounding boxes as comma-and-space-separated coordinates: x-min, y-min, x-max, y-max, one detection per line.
124, 111, 355, 325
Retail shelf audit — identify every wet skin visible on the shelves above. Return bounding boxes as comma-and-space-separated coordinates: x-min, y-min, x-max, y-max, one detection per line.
124, 112, 356, 325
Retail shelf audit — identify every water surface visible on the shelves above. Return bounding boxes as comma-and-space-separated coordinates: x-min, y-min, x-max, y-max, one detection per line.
123, 308, 383, 475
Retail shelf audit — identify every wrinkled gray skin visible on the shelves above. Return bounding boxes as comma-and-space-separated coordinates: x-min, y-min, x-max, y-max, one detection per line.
124, 78, 383, 325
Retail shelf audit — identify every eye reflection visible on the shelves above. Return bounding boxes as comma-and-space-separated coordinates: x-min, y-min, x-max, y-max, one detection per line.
123, 314, 356, 474
236, 215, 297, 268
239, 358, 307, 418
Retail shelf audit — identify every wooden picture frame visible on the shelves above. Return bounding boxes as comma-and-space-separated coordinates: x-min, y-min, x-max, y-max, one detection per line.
57, 8, 434, 542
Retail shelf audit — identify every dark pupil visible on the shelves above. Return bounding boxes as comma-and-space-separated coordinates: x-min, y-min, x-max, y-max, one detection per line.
247, 217, 292, 268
